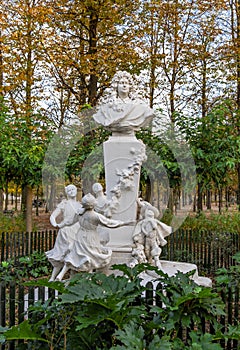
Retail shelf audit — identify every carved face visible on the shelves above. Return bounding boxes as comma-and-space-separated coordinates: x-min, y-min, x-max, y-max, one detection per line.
92, 182, 103, 194
117, 78, 130, 98
65, 185, 77, 198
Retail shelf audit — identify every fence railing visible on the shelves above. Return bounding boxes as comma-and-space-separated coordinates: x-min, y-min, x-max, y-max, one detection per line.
0, 229, 239, 275
163, 229, 240, 274
0, 230, 57, 263
0, 282, 57, 350
145, 281, 240, 350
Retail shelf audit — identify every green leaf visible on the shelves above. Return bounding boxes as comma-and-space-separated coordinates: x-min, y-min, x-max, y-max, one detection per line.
24, 278, 67, 293
110, 322, 146, 349
189, 332, 223, 350
148, 335, 172, 350
5, 320, 48, 342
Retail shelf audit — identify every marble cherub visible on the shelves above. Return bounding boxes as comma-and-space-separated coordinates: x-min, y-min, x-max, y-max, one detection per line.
132, 207, 172, 269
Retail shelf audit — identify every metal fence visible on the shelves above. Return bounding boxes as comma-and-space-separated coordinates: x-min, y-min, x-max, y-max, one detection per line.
163, 229, 240, 274
0, 229, 239, 275
0, 230, 57, 263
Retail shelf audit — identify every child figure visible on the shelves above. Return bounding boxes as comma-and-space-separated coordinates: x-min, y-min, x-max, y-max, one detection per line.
46, 184, 84, 281
132, 209, 172, 269
55, 193, 134, 281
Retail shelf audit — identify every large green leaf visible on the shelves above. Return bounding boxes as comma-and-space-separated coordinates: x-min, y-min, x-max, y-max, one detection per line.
189, 332, 223, 350
4, 320, 48, 342
110, 322, 146, 349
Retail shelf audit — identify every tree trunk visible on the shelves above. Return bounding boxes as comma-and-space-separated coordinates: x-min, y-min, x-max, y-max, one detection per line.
49, 183, 56, 212
88, 9, 98, 106
22, 185, 33, 232
218, 187, 223, 214
0, 31, 3, 214
197, 182, 203, 212
168, 187, 174, 214
233, 0, 240, 210
14, 186, 18, 211
206, 189, 211, 209
0, 189, 3, 212
193, 194, 196, 212
237, 164, 240, 210
4, 181, 8, 211
144, 176, 151, 202
35, 186, 39, 217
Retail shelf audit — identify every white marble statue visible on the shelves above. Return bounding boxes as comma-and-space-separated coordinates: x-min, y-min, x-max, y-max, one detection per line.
55, 193, 133, 281
46, 184, 84, 281
104, 186, 121, 218
93, 71, 155, 134
92, 182, 109, 215
137, 197, 160, 220
132, 208, 172, 269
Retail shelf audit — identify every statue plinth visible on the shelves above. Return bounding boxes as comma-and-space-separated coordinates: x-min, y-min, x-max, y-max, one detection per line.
103, 135, 146, 222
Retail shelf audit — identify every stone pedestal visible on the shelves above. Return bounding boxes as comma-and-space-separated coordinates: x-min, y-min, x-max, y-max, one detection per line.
103, 135, 146, 222
99, 225, 135, 248
103, 259, 212, 288
103, 135, 146, 260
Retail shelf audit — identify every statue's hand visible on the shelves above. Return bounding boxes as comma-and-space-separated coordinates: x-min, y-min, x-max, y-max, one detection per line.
76, 207, 85, 215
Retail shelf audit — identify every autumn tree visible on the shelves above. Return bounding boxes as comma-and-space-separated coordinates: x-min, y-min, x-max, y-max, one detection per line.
137, 0, 199, 122
220, 0, 240, 210
41, 0, 142, 117
184, 0, 228, 210
37, 0, 146, 207
176, 100, 240, 212
0, 0, 54, 230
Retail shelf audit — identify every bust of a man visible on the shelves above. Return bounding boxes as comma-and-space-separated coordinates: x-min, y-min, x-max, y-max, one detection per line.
93, 71, 155, 135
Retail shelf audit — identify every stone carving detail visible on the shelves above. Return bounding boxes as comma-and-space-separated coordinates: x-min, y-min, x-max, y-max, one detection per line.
104, 186, 121, 218
46, 184, 85, 281
53, 193, 130, 281
116, 144, 146, 192
92, 182, 109, 215
131, 203, 172, 269
93, 71, 155, 134
104, 145, 147, 219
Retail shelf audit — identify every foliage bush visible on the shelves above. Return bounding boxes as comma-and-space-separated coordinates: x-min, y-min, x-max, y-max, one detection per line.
2, 263, 240, 349
182, 211, 240, 233
162, 210, 240, 233
0, 212, 26, 233
0, 251, 51, 282
216, 252, 240, 288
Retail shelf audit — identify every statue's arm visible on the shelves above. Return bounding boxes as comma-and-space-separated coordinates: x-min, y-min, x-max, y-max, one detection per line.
50, 207, 62, 228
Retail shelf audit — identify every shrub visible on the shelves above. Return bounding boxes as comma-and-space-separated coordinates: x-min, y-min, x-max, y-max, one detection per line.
2, 263, 237, 349
180, 211, 240, 233
0, 212, 26, 233
0, 252, 51, 282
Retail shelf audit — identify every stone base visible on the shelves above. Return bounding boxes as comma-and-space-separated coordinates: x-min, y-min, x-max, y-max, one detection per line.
104, 253, 212, 288
109, 248, 133, 266
140, 260, 212, 287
